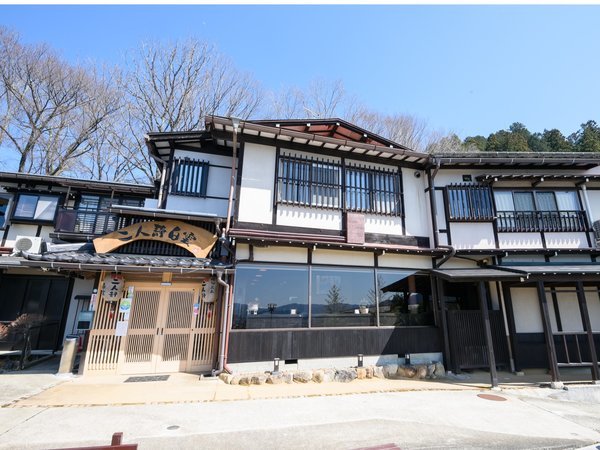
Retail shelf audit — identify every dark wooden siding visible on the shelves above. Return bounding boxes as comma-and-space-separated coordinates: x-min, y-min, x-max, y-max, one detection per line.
513, 333, 600, 370
227, 327, 442, 363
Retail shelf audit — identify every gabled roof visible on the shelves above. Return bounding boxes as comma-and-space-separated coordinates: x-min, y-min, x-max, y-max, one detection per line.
249, 118, 405, 150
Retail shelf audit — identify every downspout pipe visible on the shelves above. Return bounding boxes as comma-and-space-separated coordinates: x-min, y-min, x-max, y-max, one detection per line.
225, 118, 241, 234
213, 271, 233, 375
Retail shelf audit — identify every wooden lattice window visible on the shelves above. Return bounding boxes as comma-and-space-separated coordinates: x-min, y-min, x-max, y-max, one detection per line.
447, 184, 494, 221
171, 158, 210, 197
345, 164, 402, 216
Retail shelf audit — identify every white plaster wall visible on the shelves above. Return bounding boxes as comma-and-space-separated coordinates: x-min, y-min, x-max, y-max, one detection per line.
165, 149, 232, 217
62, 277, 95, 342
364, 215, 403, 235
438, 233, 449, 246
586, 290, 600, 331
511, 287, 544, 333
551, 254, 595, 263
438, 258, 479, 269
166, 196, 228, 217
237, 142, 276, 224
276, 205, 342, 230
401, 168, 431, 240
586, 190, 600, 222
448, 223, 495, 250
555, 291, 583, 332
498, 233, 543, 249
434, 190, 446, 229
377, 253, 432, 269
312, 249, 374, 267
5, 224, 53, 247
252, 246, 308, 264
544, 232, 589, 249
235, 243, 250, 260
489, 282, 500, 310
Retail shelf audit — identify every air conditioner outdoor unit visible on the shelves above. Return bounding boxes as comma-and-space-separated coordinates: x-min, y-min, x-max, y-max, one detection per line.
13, 235, 44, 254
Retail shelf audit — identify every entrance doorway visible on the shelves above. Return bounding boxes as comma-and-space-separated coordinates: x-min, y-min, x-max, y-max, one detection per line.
118, 282, 217, 374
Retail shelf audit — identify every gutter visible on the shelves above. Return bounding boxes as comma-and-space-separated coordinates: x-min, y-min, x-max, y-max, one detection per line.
426, 162, 455, 268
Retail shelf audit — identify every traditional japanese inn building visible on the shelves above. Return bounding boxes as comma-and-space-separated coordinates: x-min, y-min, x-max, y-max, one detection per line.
1, 116, 599, 385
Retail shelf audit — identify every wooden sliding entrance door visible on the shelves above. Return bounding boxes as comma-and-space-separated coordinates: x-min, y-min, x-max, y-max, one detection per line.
119, 282, 216, 374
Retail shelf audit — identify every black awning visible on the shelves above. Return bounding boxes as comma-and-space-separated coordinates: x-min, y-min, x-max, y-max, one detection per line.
432, 267, 526, 282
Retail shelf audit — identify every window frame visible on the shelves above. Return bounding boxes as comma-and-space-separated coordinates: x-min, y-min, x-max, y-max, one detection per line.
446, 183, 494, 222
276, 152, 403, 217
11, 193, 61, 224
170, 157, 210, 198
0, 195, 12, 230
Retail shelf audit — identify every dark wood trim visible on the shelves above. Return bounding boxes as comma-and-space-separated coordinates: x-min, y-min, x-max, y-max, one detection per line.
575, 281, 599, 380
478, 281, 499, 387
399, 166, 406, 234
272, 147, 281, 226
174, 142, 234, 157
436, 277, 452, 371
234, 221, 343, 236
549, 287, 563, 332
536, 281, 561, 382
212, 130, 426, 170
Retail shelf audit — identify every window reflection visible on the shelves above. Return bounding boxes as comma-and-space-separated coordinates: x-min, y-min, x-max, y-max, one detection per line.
377, 271, 434, 326
232, 265, 309, 329
311, 268, 375, 327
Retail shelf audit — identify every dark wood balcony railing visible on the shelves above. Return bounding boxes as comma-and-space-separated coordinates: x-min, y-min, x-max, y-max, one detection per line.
497, 210, 588, 233
55, 209, 134, 235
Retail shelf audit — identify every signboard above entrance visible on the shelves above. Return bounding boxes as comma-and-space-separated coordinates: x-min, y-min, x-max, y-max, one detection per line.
93, 220, 218, 258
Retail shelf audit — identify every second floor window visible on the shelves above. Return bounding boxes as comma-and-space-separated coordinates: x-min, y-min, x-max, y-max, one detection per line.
171, 158, 210, 197
495, 190, 586, 232
277, 153, 402, 216
278, 155, 341, 209
12, 194, 59, 222
447, 184, 494, 221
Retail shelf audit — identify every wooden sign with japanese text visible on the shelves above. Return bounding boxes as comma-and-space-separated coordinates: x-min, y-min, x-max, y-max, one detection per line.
93, 220, 217, 258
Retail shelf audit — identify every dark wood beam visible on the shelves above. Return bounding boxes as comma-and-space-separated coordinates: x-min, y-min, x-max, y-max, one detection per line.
436, 277, 453, 372
536, 281, 561, 384
575, 281, 599, 381
478, 281, 499, 388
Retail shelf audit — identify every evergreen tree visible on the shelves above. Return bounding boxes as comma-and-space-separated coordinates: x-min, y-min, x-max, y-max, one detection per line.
325, 285, 344, 313
570, 121, 600, 152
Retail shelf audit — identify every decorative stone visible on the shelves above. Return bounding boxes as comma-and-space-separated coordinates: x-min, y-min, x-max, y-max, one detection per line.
434, 362, 446, 378
238, 376, 251, 386
283, 372, 294, 384
397, 365, 417, 378
382, 364, 398, 378
229, 375, 241, 385
266, 374, 284, 384
427, 364, 436, 378
356, 367, 367, 379
415, 365, 428, 379
219, 373, 233, 384
373, 366, 385, 378
312, 370, 325, 383
323, 369, 336, 383
365, 366, 374, 379
251, 374, 267, 385
293, 370, 313, 383
334, 368, 357, 383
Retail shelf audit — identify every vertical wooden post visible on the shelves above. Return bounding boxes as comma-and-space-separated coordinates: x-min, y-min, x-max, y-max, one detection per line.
536, 281, 561, 383
111, 432, 123, 446
478, 281, 498, 388
436, 277, 453, 372
575, 282, 599, 381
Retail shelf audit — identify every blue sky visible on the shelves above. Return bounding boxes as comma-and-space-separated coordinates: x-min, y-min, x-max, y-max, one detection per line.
1, 5, 599, 139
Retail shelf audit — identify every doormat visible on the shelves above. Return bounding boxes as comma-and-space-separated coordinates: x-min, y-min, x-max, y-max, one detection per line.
124, 375, 170, 383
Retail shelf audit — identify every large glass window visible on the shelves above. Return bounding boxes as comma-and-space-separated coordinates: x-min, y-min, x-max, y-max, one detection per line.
232, 265, 309, 329
377, 270, 434, 326
12, 194, 59, 222
495, 190, 586, 232
311, 267, 375, 327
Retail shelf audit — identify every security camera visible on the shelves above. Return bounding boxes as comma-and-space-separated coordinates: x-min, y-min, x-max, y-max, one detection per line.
414, 171, 421, 178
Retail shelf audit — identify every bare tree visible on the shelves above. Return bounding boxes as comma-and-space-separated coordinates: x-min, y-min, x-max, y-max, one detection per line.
0, 26, 121, 175
118, 39, 263, 181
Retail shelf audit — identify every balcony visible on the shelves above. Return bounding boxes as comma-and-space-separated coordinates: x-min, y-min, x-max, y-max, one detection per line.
55, 209, 134, 236
497, 210, 588, 233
